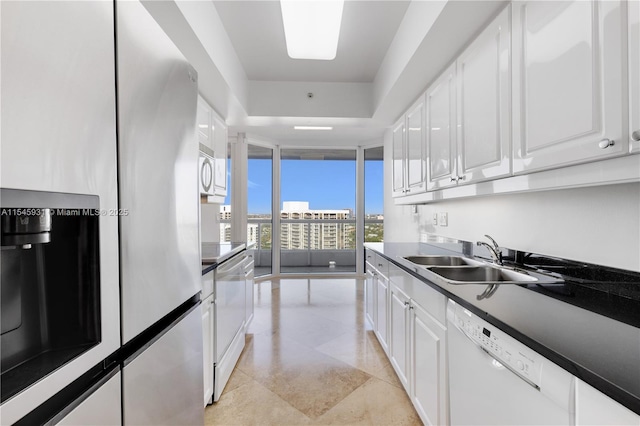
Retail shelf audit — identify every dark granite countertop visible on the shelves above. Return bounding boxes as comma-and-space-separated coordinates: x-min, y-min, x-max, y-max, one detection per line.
365, 241, 640, 415
201, 242, 246, 275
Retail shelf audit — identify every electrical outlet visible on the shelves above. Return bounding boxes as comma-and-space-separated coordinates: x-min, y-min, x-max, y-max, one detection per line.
420, 233, 429, 243
438, 212, 448, 227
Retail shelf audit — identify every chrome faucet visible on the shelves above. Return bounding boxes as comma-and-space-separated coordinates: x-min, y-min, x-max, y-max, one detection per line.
476, 234, 503, 266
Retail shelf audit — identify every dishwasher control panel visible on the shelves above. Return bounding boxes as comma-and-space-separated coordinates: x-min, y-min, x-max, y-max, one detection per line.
450, 302, 543, 389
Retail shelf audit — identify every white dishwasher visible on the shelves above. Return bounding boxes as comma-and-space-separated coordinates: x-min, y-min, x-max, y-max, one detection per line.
213, 253, 247, 402
447, 299, 574, 425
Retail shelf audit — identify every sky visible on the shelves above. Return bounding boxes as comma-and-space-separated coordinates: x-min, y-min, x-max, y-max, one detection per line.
224, 158, 384, 215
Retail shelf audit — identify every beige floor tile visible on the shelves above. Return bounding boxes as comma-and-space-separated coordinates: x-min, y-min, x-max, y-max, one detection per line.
217, 278, 421, 425
311, 377, 423, 426
237, 331, 371, 418
371, 362, 404, 389
222, 368, 253, 394
205, 379, 312, 426
314, 329, 390, 378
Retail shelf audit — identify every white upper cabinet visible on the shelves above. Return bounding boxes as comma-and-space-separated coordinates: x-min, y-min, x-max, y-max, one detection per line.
392, 99, 426, 198
512, 0, 625, 173
630, 0, 640, 153
426, 63, 458, 191
457, 5, 512, 183
406, 99, 427, 193
392, 120, 406, 197
197, 96, 213, 150
197, 95, 227, 199
212, 114, 228, 197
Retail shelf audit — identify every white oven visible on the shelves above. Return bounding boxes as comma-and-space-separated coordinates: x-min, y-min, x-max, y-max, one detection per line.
199, 145, 215, 196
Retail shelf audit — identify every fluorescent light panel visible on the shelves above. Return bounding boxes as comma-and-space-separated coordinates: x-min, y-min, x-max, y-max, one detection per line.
280, 0, 344, 60
294, 126, 333, 130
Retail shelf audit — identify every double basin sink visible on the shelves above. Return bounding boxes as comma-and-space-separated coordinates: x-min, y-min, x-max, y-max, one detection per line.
402, 255, 556, 285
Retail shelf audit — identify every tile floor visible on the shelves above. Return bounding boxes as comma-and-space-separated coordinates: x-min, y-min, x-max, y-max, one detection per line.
204, 278, 422, 426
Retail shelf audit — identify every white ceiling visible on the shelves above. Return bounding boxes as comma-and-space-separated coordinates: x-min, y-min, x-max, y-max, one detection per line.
146, 0, 508, 146
213, 1, 410, 83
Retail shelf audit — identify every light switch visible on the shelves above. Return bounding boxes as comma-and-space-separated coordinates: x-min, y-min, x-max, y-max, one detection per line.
438, 212, 448, 227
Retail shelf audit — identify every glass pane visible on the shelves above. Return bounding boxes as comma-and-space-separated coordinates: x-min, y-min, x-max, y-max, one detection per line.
365, 146, 384, 242
248, 144, 273, 277
280, 149, 356, 273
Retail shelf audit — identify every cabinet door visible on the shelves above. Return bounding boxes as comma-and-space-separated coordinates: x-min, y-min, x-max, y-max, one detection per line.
392, 119, 406, 197
411, 302, 447, 426
365, 267, 376, 328
426, 64, 457, 190
512, 0, 625, 173
390, 284, 410, 392
406, 99, 427, 194
375, 274, 389, 354
212, 115, 228, 197
630, 0, 640, 153
245, 258, 255, 328
457, 5, 511, 184
202, 294, 214, 406
197, 95, 212, 149
575, 379, 640, 425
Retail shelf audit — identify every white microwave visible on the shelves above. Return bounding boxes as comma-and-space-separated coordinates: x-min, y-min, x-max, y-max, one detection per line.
199, 144, 215, 196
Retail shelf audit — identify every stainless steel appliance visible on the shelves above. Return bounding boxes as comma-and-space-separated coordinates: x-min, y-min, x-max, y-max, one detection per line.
0, 1, 121, 423
447, 299, 573, 425
115, 0, 203, 423
199, 145, 216, 196
1, 190, 101, 404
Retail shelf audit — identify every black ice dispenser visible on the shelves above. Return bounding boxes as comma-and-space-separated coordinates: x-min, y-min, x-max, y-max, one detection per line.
1, 189, 101, 403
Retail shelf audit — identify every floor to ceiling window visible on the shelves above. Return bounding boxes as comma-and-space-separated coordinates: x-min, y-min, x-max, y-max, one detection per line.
364, 146, 384, 243
248, 144, 273, 277
280, 149, 357, 274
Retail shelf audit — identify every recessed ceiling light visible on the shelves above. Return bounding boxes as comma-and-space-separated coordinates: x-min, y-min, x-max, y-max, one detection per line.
294, 126, 333, 130
280, 0, 344, 61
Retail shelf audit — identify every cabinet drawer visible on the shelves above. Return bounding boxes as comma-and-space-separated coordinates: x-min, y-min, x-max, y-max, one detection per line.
375, 255, 389, 278
410, 276, 446, 326
365, 249, 376, 265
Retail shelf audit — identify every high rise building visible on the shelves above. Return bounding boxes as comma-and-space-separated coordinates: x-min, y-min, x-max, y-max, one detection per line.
280, 201, 354, 250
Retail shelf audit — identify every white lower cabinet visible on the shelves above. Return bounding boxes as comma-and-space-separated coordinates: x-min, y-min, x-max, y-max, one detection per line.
244, 257, 255, 329
368, 256, 448, 426
375, 273, 390, 354
365, 266, 376, 327
575, 379, 640, 425
201, 293, 214, 406
390, 284, 411, 392
410, 301, 447, 426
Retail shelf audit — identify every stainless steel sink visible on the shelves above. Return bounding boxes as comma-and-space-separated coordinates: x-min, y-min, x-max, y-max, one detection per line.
403, 255, 480, 267
428, 266, 538, 284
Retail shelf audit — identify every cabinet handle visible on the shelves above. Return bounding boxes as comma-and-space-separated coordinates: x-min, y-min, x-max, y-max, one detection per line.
450, 176, 458, 183
598, 138, 615, 149
458, 175, 466, 181
632, 130, 640, 142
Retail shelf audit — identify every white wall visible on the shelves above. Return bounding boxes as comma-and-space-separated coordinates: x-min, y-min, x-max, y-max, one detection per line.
383, 133, 640, 271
